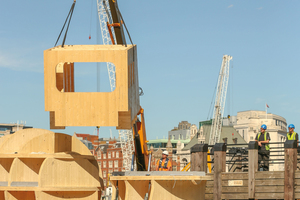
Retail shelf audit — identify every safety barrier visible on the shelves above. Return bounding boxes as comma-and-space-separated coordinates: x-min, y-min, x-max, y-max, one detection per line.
190, 140, 299, 199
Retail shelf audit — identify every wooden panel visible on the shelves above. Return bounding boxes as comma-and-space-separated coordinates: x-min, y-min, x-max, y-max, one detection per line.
221, 172, 248, 180
205, 187, 213, 194
295, 171, 300, 178
205, 193, 213, 200
248, 149, 257, 199
50, 111, 65, 129
111, 180, 126, 200
6, 191, 35, 200
255, 192, 284, 199
255, 179, 284, 186
206, 179, 249, 187
0, 129, 54, 154
255, 171, 284, 179
10, 158, 44, 184
44, 45, 140, 129
54, 133, 72, 153
19, 133, 54, 154
0, 191, 4, 200
39, 158, 100, 188
222, 186, 247, 193
0, 129, 101, 198
221, 193, 248, 199
213, 151, 225, 200
255, 185, 284, 193
285, 148, 297, 200
149, 180, 206, 200
295, 193, 300, 198
124, 180, 149, 200
37, 191, 97, 199
0, 158, 13, 183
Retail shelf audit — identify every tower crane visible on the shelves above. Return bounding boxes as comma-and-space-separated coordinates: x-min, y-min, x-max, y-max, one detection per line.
208, 55, 232, 146
96, 0, 148, 171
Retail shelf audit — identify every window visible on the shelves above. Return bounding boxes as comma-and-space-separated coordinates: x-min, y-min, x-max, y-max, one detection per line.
109, 161, 113, 168
97, 152, 101, 159
114, 160, 118, 168
98, 161, 101, 167
103, 170, 106, 178
103, 154, 106, 159
103, 161, 106, 168
108, 152, 111, 159
112, 152, 115, 158
116, 152, 119, 158
109, 169, 113, 173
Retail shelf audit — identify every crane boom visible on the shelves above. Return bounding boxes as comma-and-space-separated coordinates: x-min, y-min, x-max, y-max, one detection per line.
97, 0, 136, 171
208, 55, 232, 146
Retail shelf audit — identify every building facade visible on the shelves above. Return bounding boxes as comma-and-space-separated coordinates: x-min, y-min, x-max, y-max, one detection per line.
0, 122, 32, 137
168, 121, 198, 140
233, 110, 287, 171
96, 140, 123, 187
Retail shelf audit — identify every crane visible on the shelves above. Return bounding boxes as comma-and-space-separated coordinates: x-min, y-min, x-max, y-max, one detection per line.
208, 55, 232, 146
96, 0, 148, 171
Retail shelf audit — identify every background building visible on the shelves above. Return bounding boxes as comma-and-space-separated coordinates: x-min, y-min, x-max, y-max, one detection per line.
0, 122, 32, 137
168, 121, 197, 140
96, 139, 123, 187
233, 110, 287, 171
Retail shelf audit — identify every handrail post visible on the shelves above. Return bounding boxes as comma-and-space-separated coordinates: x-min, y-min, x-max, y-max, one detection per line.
284, 140, 297, 200
213, 143, 226, 200
190, 143, 208, 172
248, 141, 258, 199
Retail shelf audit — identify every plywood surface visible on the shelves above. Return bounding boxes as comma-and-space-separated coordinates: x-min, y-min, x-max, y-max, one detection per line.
0, 128, 102, 199
44, 45, 140, 129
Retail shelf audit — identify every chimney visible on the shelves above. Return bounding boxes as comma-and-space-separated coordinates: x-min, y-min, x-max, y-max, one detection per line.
233, 138, 237, 144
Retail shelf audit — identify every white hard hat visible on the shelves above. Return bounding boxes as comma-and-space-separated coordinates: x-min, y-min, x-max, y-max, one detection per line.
162, 151, 169, 156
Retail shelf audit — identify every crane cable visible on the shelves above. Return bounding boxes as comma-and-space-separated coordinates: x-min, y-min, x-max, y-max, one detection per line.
89, 0, 94, 40
54, 0, 76, 47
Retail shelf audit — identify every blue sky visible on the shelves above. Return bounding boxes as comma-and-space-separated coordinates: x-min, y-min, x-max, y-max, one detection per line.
0, 1, 299, 140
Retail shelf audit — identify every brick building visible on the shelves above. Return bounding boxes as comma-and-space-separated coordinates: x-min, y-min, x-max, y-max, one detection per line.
74, 133, 124, 187
96, 140, 123, 187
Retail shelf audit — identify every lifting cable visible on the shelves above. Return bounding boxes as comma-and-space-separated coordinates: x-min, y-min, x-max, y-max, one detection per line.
89, 0, 94, 40
114, 2, 133, 45
54, 0, 76, 47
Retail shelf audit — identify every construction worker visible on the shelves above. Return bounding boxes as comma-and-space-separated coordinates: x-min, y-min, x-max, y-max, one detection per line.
287, 124, 299, 146
155, 151, 172, 171
255, 124, 271, 171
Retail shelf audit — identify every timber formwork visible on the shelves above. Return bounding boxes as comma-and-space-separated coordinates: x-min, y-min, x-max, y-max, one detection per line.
0, 128, 103, 199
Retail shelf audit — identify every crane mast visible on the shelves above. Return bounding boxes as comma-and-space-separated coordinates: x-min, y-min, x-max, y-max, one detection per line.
96, 0, 135, 171
208, 55, 232, 146
96, 0, 116, 91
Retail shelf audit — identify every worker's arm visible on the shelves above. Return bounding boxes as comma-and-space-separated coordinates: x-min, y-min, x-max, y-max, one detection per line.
255, 134, 261, 146
259, 140, 270, 144
155, 161, 159, 171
